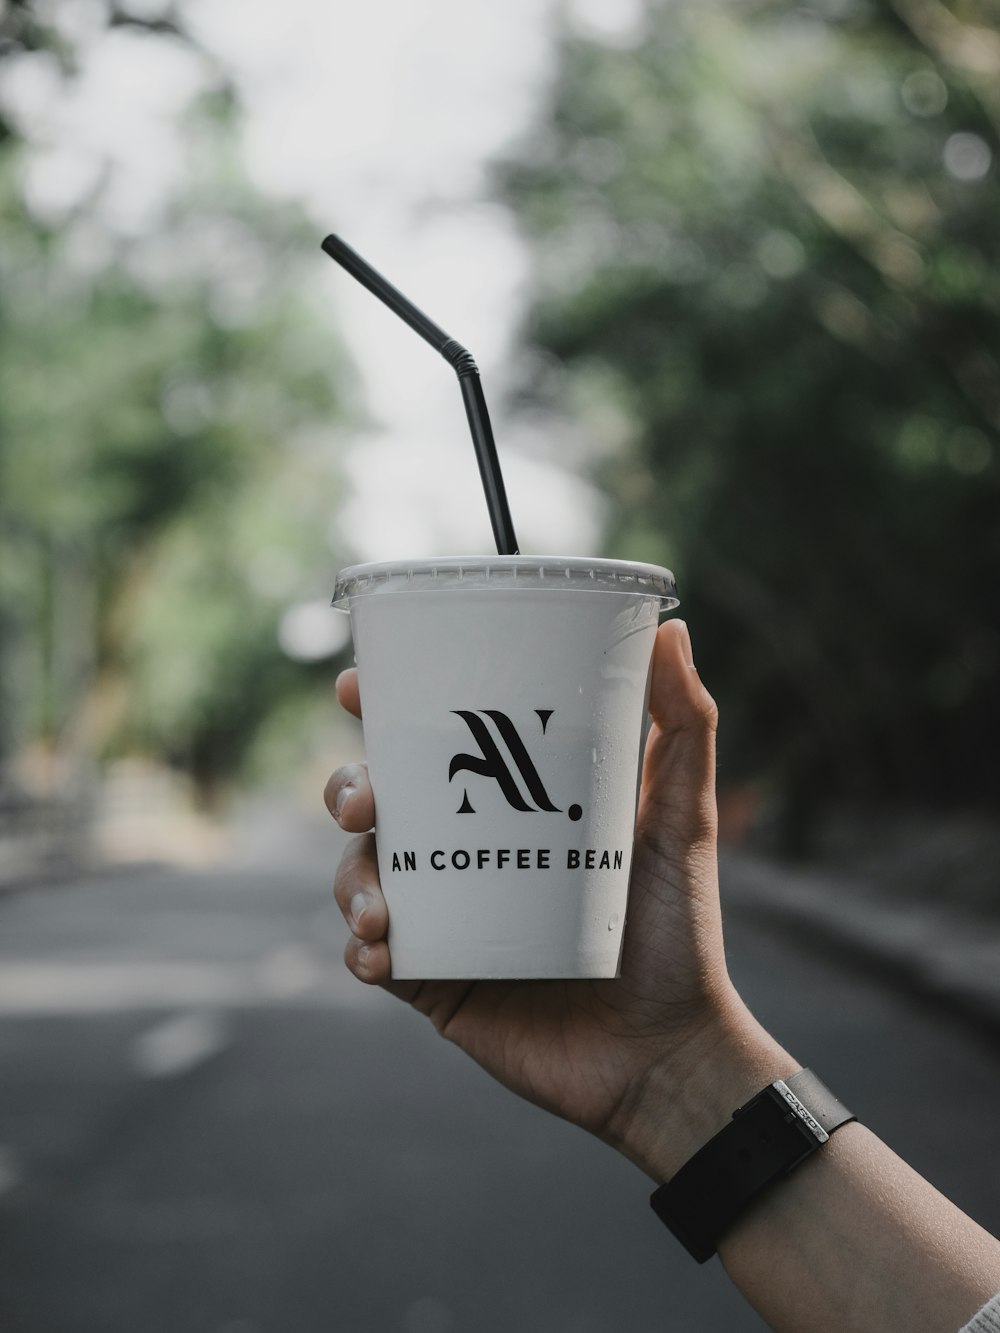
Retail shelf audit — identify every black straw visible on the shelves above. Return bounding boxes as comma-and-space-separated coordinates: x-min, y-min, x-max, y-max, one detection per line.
322, 233, 519, 556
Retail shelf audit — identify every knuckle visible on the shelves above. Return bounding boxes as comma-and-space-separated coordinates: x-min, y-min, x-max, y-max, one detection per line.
323, 762, 370, 813
338, 761, 369, 788
699, 694, 719, 732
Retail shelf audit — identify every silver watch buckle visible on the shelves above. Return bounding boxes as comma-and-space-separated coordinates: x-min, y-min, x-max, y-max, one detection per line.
771, 1079, 829, 1144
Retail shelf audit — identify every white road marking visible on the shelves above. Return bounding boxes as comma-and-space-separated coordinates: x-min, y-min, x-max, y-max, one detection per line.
258, 944, 324, 999
0, 950, 381, 1015
130, 1010, 230, 1079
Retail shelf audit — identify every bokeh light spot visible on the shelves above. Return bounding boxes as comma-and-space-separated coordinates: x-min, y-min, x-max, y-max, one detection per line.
901, 69, 948, 118
943, 133, 991, 182
277, 602, 351, 663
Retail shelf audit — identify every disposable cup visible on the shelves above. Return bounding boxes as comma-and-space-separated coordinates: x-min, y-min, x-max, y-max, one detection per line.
332, 556, 678, 979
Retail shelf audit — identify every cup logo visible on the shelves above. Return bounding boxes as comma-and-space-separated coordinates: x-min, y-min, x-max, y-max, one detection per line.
450, 709, 581, 817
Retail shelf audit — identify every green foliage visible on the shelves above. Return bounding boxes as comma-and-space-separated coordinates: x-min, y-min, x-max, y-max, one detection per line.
121, 448, 345, 791
500, 0, 1000, 834
0, 25, 353, 795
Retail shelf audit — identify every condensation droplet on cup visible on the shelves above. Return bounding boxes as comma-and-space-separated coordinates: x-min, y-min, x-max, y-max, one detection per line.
608, 913, 620, 932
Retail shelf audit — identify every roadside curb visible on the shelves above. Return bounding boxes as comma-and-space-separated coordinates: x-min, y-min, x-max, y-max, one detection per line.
722, 850, 1000, 1042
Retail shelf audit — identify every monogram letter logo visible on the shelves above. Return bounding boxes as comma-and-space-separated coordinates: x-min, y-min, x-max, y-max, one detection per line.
449, 710, 560, 815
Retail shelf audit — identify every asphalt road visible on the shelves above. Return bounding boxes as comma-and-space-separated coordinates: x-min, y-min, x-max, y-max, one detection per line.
2, 835, 1000, 1333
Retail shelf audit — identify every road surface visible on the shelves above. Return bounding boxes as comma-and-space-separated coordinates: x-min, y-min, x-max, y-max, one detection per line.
2, 832, 999, 1333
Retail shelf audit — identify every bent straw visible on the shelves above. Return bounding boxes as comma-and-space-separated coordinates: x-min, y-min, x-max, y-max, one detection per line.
322, 233, 519, 556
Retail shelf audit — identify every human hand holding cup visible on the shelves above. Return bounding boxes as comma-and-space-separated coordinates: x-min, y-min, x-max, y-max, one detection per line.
326, 617, 789, 1179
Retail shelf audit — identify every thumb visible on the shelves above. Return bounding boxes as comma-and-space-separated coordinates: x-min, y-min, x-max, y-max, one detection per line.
636, 619, 719, 854
647, 619, 718, 735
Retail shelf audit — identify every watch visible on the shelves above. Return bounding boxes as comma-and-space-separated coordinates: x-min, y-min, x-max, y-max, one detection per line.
650, 1068, 856, 1262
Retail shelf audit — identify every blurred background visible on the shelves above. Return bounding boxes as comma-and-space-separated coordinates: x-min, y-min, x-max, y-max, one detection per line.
2, 1, 999, 1330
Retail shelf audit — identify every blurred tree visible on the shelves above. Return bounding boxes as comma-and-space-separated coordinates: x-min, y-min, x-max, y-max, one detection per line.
0, 2, 355, 803
500, 0, 1000, 848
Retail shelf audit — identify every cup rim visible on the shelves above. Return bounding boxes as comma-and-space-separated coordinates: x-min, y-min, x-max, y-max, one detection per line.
332, 554, 678, 610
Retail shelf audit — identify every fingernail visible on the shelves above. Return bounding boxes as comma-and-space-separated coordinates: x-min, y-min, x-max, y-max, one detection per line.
675, 619, 695, 668
350, 892, 369, 928
333, 783, 356, 824
356, 943, 371, 969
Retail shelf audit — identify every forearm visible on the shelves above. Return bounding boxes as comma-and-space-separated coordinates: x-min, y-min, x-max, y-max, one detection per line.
722, 1121, 1000, 1333
620, 1003, 1000, 1333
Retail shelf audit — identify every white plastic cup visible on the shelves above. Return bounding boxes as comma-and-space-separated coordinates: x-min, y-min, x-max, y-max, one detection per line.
332, 556, 678, 979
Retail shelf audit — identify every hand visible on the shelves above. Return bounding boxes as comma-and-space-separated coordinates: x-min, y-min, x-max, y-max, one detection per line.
324, 619, 794, 1180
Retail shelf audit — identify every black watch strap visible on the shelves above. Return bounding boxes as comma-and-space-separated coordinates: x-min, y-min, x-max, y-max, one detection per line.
650, 1068, 856, 1263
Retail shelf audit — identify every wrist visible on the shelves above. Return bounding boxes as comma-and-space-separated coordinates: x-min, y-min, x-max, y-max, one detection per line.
610, 992, 799, 1182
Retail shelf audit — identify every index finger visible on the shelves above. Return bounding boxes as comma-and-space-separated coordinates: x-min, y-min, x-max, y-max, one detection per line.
336, 668, 362, 719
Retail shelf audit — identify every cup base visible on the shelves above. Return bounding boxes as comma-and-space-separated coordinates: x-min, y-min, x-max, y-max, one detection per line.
387, 944, 624, 981
389, 970, 623, 980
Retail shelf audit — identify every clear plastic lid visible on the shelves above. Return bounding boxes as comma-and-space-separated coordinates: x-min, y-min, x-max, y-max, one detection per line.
332, 555, 678, 610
